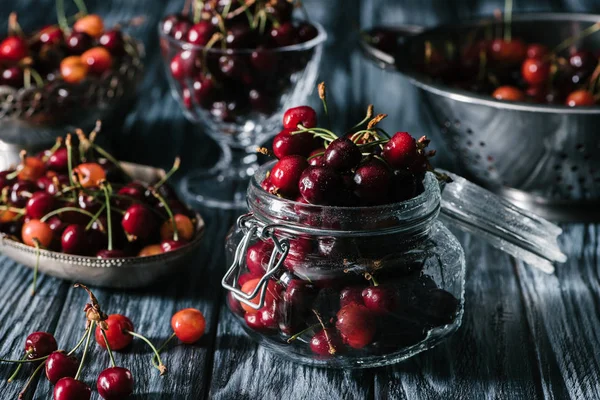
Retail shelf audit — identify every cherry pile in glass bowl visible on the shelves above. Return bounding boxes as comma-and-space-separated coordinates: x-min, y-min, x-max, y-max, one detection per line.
367, 26, 600, 107
0, 126, 198, 260
0, 9, 143, 127
159, 0, 324, 125
223, 103, 464, 368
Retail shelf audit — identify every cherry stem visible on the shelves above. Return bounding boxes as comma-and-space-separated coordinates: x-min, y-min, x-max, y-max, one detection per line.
18, 360, 44, 399
23, 68, 31, 89
74, 321, 95, 381
7, 350, 31, 383
0, 354, 49, 363
312, 310, 336, 355
151, 190, 178, 241
72, 0, 88, 15
151, 333, 176, 367
286, 323, 320, 343
0, 206, 25, 215
307, 151, 324, 161
125, 330, 167, 375
503, 0, 513, 42
31, 239, 40, 296
100, 184, 113, 251
68, 328, 90, 356
56, 0, 70, 33
29, 68, 44, 88
347, 104, 374, 133
65, 134, 76, 192
40, 206, 98, 224
44, 138, 63, 162
153, 157, 181, 191
193, 0, 204, 23
85, 204, 106, 231
317, 82, 331, 128
553, 22, 600, 56
100, 330, 117, 368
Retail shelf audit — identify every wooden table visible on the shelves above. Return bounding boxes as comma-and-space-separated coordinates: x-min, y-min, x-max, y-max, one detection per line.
1, 0, 599, 399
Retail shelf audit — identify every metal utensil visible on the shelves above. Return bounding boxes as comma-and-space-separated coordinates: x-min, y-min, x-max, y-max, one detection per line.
0, 162, 205, 289
360, 13, 600, 222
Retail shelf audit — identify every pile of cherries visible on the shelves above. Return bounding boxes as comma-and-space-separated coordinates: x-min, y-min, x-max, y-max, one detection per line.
369, 26, 600, 106
0, 284, 206, 399
0, 123, 197, 265
160, 0, 319, 122
0, 8, 134, 91
227, 94, 459, 359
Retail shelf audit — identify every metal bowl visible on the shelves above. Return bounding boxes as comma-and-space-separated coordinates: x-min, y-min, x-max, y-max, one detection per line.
0, 35, 144, 170
361, 13, 600, 222
0, 162, 205, 289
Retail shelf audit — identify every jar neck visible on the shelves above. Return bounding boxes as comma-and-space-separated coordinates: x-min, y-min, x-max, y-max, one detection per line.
247, 163, 441, 238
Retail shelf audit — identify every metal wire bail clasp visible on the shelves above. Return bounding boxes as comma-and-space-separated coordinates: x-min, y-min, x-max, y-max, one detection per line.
221, 213, 290, 310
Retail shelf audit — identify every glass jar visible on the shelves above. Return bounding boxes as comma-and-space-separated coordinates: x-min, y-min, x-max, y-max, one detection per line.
223, 161, 566, 368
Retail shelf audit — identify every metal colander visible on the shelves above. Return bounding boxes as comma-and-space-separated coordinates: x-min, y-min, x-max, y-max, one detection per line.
361, 13, 600, 222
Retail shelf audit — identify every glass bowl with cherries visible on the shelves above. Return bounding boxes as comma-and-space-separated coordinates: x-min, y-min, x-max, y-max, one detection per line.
221, 85, 567, 368
159, 0, 326, 209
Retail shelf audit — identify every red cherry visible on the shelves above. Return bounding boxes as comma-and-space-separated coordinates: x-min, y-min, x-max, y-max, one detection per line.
95, 314, 134, 351
99, 30, 125, 56
22, 219, 53, 248
54, 377, 91, 400
171, 308, 206, 344
47, 148, 69, 172
61, 225, 87, 255
161, 239, 187, 253
353, 159, 391, 205
489, 38, 527, 65
283, 237, 313, 272
299, 166, 343, 205
73, 14, 104, 38
323, 137, 362, 172
526, 43, 548, 59
362, 286, 399, 314
171, 19, 193, 41
39, 25, 63, 46
297, 22, 318, 43
97, 367, 134, 400
279, 279, 317, 334
257, 300, 279, 329
65, 31, 92, 54
81, 47, 112, 75
270, 155, 308, 196
0, 36, 28, 63
250, 48, 277, 72
391, 169, 418, 202
246, 240, 273, 275
239, 278, 281, 313
492, 86, 525, 102
282, 106, 317, 129
170, 50, 200, 81
189, 75, 215, 107
335, 304, 376, 349
339, 287, 364, 308
525, 85, 547, 103
310, 328, 344, 356
244, 311, 265, 331
187, 21, 215, 45
45, 351, 79, 384
521, 58, 550, 85
97, 249, 128, 258
25, 191, 54, 219
270, 22, 296, 47
566, 89, 596, 107
122, 204, 156, 239
308, 148, 324, 166
382, 132, 417, 169
1, 66, 23, 87
238, 272, 258, 287
25, 331, 58, 359
272, 128, 317, 159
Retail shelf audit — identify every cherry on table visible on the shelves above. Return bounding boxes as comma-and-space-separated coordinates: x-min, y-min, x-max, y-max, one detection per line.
45, 351, 79, 384
283, 106, 317, 129
25, 331, 58, 359
95, 314, 134, 351
26, 191, 55, 219
171, 308, 206, 344
97, 366, 134, 400
54, 377, 91, 400
335, 304, 376, 349
245, 240, 273, 275
310, 328, 344, 356
299, 166, 343, 205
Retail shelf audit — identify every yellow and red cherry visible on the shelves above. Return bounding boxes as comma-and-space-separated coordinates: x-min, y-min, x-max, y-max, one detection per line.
60, 56, 89, 84
521, 58, 550, 86
81, 47, 112, 75
138, 244, 163, 257
73, 14, 105, 38
22, 219, 53, 248
171, 308, 206, 344
18, 156, 46, 181
566, 89, 596, 107
73, 163, 105, 188
160, 214, 194, 241
492, 86, 525, 102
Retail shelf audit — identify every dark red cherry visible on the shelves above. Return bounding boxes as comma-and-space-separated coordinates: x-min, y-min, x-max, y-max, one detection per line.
566, 89, 596, 107
25, 331, 58, 359
161, 14, 185, 36
47, 216, 67, 237
190, 75, 215, 106
0, 36, 28, 63
97, 249, 128, 258
95, 314, 134, 350
521, 58, 550, 86
238, 272, 257, 287
283, 106, 317, 129
335, 304, 376, 349
170, 50, 200, 81
244, 311, 266, 331
280, 280, 317, 334
353, 159, 391, 205
45, 351, 79, 384
270, 155, 308, 197
250, 48, 277, 72
97, 366, 134, 400
225, 24, 254, 48
569, 50, 597, 77
257, 300, 279, 330
187, 21, 215, 46
489, 38, 527, 65
116, 186, 143, 208
526, 43, 548, 59
246, 240, 273, 275
218, 54, 246, 79
308, 148, 325, 166
339, 287, 364, 308
323, 137, 362, 171
54, 377, 91, 400
382, 132, 417, 169
172, 19, 192, 41
46, 148, 69, 172
362, 286, 399, 314
161, 239, 187, 253
78, 192, 101, 214
45, 175, 70, 196
299, 166, 343, 205
39, 25, 64, 46
310, 328, 344, 356
272, 128, 316, 159
65, 31, 93, 54
270, 22, 296, 47
0, 170, 15, 190
61, 224, 87, 255
390, 169, 417, 202
1, 66, 23, 87
99, 29, 125, 56
122, 203, 156, 239
282, 237, 313, 272
249, 88, 275, 114
297, 23, 319, 43
10, 180, 37, 208
26, 191, 54, 219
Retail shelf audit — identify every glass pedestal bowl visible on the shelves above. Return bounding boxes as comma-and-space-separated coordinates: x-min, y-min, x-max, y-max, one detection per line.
159, 22, 326, 210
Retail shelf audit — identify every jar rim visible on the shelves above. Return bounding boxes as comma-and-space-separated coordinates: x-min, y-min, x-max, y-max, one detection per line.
247, 161, 441, 234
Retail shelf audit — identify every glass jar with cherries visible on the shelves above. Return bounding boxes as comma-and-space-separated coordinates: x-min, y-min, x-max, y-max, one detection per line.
222, 99, 566, 368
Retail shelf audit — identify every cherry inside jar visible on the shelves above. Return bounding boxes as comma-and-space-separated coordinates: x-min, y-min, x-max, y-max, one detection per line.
223, 161, 466, 368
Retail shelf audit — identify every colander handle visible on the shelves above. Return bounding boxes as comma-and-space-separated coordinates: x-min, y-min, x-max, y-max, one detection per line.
360, 24, 425, 70
437, 170, 567, 274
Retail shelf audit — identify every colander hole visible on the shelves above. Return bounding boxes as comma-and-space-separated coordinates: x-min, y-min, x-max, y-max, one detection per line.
444, 120, 451, 128
556, 176, 563, 183
595, 177, 600, 182
578, 176, 586, 183
466, 140, 472, 147
553, 164, 561, 171
475, 154, 481, 160
479, 141, 486, 147
454, 120, 460, 127
567, 185, 574, 191
575, 143, 584, 151
487, 155, 494, 162
559, 152, 568, 160
571, 166, 578, 172
441, 127, 448, 134
488, 166, 495, 171
584, 154, 591, 160
466, 128, 473, 135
